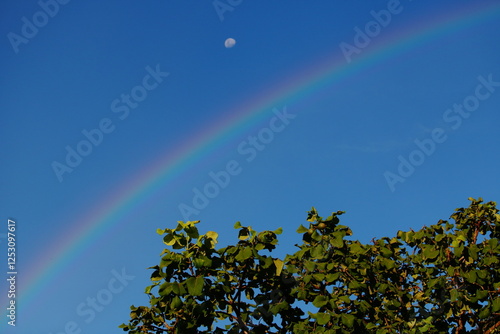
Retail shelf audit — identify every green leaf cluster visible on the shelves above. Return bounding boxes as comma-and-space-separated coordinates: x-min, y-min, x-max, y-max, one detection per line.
120, 198, 500, 333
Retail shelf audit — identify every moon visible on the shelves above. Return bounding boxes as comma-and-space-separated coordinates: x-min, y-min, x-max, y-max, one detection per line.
224, 38, 236, 48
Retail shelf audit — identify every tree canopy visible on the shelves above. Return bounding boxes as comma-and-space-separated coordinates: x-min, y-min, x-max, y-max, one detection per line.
120, 198, 500, 333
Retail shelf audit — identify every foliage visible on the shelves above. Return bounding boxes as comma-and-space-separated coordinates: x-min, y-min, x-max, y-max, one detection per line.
120, 198, 500, 333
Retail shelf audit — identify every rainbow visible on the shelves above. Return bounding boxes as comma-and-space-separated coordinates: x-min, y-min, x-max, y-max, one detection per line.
14, 1, 500, 317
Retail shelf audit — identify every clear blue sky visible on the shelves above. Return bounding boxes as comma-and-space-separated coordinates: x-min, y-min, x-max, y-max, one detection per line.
1, 1, 499, 333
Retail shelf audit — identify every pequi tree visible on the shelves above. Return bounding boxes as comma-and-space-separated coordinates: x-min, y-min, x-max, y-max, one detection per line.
120, 198, 500, 333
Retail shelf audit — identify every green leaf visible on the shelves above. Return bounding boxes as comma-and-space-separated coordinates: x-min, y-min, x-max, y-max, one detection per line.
482, 256, 498, 266
348, 280, 363, 289
313, 273, 325, 281
311, 244, 325, 258
423, 247, 439, 260
163, 233, 176, 246
435, 233, 446, 242
273, 258, 284, 276
341, 313, 355, 328
311, 230, 322, 242
255, 243, 265, 251
307, 207, 318, 222
238, 227, 250, 240
159, 282, 173, 296
349, 242, 364, 255
304, 261, 316, 272
296, 224, 308, 233
475, 290, 488, 301
466, 270, 477, 283
382, 258, 395, 270
454, 245, 464, 257
150, 269, 163, 282
492, 298, 500, 312
479, 306, 491, 319
450, 289, 458, 302
326, 273, 340, 282
171, 282, 186, 295
206, 231, 218, 240
235, 247, 253, 261
195, 256, 213, 268
186, 276, 204, 296
331, 236, 343, 248
313, 295, 329, 308
175, 221, 186, 231
315, 312, 331, 325
380, 246, 393, 258
378, 283, 389, 293
185, 226, 199, 239
261, 257, 273, 268
171, 296, 182, 309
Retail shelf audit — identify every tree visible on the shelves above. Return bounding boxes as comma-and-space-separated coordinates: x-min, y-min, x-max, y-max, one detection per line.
120, 198, 500, 333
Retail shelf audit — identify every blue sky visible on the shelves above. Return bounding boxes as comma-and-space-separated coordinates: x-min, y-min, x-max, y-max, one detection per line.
1, 1, 500, 333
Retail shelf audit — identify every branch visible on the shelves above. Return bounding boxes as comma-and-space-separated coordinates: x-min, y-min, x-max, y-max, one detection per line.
472, 223, 480, 245
215, 310, 245, 323
485, 320, 500, 334
140, 323, 170, 333
455, 312, 467, 334
228, 281, 250, 333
